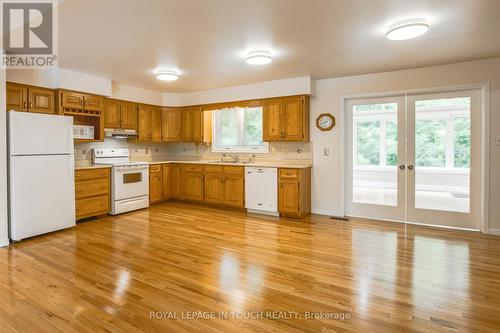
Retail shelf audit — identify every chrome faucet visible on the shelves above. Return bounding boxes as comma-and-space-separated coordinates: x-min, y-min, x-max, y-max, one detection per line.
222, 153, 239, 163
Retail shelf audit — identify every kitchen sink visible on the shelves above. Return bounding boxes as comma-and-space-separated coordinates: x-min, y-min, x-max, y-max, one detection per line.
208, 160, 254, 164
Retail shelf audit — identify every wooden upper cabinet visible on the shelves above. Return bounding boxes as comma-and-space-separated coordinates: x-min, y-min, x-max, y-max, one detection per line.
181, 107, 193, 141
263, 99, 282, 141
181, 106, 204, 142
103, 99, 121, 128
162, 107, 182, 141
6, 83, 28, 111
151, 106, 162, 142
282, 97, 304, 141
120, 101, 137, 130
61, 91, 85, 110
28, 87, 56, 114
191, 107, 204, 142
7, 82, 55, 114
263, 95, 309, 142
138, 104, 152, 142
84, 94, 104, 111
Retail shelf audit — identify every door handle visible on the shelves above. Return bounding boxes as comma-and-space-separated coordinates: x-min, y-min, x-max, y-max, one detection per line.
408, 165, 414, 171
399, 164, 405, 170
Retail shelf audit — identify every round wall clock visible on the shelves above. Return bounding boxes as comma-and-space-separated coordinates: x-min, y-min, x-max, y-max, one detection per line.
316, 113, 335, 131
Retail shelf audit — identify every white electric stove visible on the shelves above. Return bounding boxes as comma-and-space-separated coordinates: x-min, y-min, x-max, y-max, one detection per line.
93, 148, 149, 215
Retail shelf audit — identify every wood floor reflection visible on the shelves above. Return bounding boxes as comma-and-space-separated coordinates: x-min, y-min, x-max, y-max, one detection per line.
1, 201, 500, 332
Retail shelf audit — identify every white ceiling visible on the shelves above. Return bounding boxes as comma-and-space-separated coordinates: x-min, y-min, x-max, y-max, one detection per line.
58, 0, 500, 93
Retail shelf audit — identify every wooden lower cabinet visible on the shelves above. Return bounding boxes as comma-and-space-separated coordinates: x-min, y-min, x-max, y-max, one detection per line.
75, 168, 110, 220
149, 163, 311, 218
278, 168, 311, 218
182, 168, 205, 201
149, 165, 163, 203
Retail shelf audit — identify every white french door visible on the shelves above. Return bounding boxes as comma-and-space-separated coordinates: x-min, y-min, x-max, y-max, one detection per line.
346, 89, 482, 230
346, 96, 407, 222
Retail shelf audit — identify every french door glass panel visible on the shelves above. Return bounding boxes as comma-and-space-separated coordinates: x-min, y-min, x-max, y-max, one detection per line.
407, 90, 481, 229
346, 96, 406, 221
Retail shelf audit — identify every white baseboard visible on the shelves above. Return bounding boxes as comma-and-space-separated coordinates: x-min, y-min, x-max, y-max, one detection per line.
487, 228, 500, 236
0, 238, 10, 247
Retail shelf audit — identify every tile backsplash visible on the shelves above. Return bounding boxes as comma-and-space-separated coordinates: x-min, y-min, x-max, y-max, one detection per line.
75, 138, 312, 164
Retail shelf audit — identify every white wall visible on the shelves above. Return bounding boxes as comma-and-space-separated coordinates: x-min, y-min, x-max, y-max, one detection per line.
111, 82, 163, 105
163, 76, 314, 106
0, 66, 9, 246
310, 57, 500, 231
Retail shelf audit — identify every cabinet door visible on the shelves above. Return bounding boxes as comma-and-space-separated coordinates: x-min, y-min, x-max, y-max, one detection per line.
120, 102, 138, 130
84, 94, 103, 111
191, 106, 204, 142
204, 174, 224, 204
162, 107, 182, 141
162, 164, 171, 199
28, 87, 55, 114
282, 97, 304, 140
151, 107, 163, 142
170, 165, 182, 199
138, 105, 152, 142
61, 91, 85, 109
279, 180, 300, 215
263, 100, 282, 141
182, 172, 204, 201
149, 171, 163, 203
103, 99, 121, 128
181, 107, 193, 141
6, 83, 28, 111
223, 175, 245, 208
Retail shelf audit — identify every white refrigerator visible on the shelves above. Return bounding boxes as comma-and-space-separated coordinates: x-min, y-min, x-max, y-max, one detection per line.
8, 111, 76, 241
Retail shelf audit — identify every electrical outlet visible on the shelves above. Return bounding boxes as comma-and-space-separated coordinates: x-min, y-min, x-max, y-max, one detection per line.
323, 148, 330, 156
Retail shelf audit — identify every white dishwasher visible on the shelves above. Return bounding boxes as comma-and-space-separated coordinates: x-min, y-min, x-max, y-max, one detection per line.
245, 167, 278, 216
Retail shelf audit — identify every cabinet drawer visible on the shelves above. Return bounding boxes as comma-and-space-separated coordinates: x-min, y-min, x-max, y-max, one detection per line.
279, 168, 299, 179
204, 165, 223, 173
75, 178, 109, 200
150, 165, 161, 173
75, 168, 110, 181
183, 164, 204, 172
223, 166, 244, 175
76, 195, 109, 219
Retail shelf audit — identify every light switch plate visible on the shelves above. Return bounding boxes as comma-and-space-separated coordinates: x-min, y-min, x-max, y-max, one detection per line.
323, 148, 330, 156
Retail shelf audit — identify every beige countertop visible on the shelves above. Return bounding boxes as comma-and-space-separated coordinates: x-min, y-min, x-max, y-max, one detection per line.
139, 159, 312, 169
74, 164, 113, 171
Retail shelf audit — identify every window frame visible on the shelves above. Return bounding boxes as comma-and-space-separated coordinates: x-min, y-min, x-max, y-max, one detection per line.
211, 106, 269, 153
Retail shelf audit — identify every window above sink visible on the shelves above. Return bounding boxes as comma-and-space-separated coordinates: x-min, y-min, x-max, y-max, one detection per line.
212, 106, 269, 153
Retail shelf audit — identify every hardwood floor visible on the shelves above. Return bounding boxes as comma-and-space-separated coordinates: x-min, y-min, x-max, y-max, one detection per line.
1, 202, 500, 332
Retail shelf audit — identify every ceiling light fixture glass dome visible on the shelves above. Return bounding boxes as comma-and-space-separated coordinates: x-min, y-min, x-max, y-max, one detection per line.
246, 50, 273, 65
386, 18, 429, 40
155, 70, 179, 81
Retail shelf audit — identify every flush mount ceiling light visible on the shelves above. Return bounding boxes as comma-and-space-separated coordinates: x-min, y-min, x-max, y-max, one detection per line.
155, 70, 179, 81
246, 50, 273, 65
386, 18, 429, 40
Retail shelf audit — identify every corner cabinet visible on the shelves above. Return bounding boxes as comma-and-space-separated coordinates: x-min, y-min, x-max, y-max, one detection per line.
263, 95, 310, 142
138, 105, 162, 142
278, 167, 311, 218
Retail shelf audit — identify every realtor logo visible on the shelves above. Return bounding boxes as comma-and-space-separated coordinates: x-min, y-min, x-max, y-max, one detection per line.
1, 0, 58, 68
